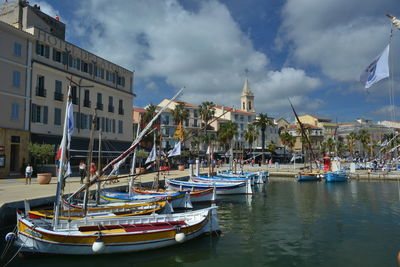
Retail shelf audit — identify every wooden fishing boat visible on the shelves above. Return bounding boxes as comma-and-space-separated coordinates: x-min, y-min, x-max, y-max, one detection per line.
29, 200, 170, 220
218, 170, 269, 183
324, 170, 350, 182
191, 175, 254, 185
132, 187, 215, 203
100, 190, 193, 209
166, 179, 252, 195
15, 206, 220, 255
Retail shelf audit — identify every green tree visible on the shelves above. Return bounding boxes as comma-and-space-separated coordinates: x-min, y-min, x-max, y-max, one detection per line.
172, 102, 189, 125
218, 121, 238, 152
357, 129, 370, 157
244, 124, 259, 155
28, 143, 55, 173
253, 113, 274, 164
199, 101, 216, 134
346, 131, 358, 158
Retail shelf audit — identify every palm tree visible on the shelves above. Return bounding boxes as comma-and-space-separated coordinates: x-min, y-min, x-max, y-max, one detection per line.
267, 140, 277, 161
253, 113, 274, 164
199, 101, 216, 134
346, 131, 358, 158
279, 131, 292, 162
244, 124, 259, 156
357, 129, 370, 158
172, 102, 189, 125
218, 121, 238, 166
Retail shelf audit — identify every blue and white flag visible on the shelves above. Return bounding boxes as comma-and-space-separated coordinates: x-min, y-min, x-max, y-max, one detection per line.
145, 144, 156, 164
360, 44, 390, 89
67, 101, 74, 149
168, 141, 181, 157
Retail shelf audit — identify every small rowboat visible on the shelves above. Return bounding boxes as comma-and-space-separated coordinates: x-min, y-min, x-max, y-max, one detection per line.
28, 201, 169, 220
100, 190, 192, 209
132, 187, 215, 203
15, 206, 220, 255
296, 171, 323, 181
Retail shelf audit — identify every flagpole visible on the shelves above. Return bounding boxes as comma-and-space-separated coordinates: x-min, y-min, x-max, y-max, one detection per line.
53, 86, 72, 228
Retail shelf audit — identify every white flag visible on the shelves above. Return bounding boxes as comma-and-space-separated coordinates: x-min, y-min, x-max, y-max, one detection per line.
206, 145, 210, 154
145, 144, 156, 164
67, 102, 74, 149
64, 161, 72, 178
360, 44, 390, 89
168, 141, 181, 157
224, 150, 231, 157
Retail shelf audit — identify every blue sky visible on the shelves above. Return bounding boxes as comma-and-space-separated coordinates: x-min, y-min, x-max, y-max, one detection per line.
32, 0, 400, 123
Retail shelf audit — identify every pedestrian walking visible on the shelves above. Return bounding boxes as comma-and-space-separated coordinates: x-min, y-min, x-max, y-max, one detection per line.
25, 163, 33, 185
79, 161, 86, 184
90, 162, 97, 177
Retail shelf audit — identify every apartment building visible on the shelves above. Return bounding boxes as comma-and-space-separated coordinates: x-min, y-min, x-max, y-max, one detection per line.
0, 1, 134, 176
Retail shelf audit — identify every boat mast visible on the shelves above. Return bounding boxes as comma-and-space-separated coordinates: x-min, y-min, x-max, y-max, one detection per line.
96, 130, 102, 204
53, 86, 72, 227
129, 115, 141, 194
83, 110, 96, 215
68, 87, 185, 200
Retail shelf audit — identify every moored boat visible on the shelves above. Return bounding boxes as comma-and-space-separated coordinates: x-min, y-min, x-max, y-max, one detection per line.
132, 187, 215, 203
100, 190, 193, 209
15, 206, 220, 255
166, 179, 252, 195
324, 171, 350, 182
296, 171, 323, 181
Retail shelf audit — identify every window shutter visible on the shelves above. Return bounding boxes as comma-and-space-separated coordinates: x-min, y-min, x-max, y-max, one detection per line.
31, 104, 37, 122
89, 64, 93, 74
68, 55, 73, 67
89, 115, 93, 130
35, 41, 40, 55
77, 59, 81, 70
43, 106, 48, 124
52, 48, 57, 61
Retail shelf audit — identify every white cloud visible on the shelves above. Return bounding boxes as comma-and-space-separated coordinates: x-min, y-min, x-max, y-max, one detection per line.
278, 0, 399, 83
67, 0, 321, 115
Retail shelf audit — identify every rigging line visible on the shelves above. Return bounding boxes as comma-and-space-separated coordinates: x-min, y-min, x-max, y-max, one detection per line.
389, 27, 396, 123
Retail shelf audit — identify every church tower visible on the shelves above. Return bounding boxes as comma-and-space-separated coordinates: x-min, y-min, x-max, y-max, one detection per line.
240, 78, 255, 112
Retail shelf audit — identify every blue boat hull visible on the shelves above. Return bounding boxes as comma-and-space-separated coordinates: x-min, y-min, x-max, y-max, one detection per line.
296, 173, 322, 181
325, 172, 349, 182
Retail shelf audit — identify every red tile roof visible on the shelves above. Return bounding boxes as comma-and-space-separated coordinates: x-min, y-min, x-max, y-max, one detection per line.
214, 105, 255, 115
172, 100, 198, 108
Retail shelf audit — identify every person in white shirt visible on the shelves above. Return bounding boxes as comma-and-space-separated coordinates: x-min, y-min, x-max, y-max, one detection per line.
25, 163, 33, 185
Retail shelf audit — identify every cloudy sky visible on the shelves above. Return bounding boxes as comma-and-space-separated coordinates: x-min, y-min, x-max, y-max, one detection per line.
33, 0, 400, 122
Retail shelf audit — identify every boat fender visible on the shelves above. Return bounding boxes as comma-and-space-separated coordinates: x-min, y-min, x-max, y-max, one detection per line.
175, 232, 186, 243
92, 238, 105, 253
5, 232, 16, 242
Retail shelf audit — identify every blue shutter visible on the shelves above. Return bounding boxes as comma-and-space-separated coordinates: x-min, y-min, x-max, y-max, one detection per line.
45, 46, 49, 58
31, 104, 37, 123
62, 52, 67, 65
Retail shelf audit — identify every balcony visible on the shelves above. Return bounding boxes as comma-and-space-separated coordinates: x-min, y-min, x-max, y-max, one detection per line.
108, 105, 114, 113
54, 92, 63, 101
72, 97, 79, 105
35, 87, 46, 97
83, 100, 91, 108
118, 107, 124, 115
96, 103, 103, 110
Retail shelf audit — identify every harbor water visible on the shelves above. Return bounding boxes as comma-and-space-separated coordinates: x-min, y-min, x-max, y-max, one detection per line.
3, 178, 400, 266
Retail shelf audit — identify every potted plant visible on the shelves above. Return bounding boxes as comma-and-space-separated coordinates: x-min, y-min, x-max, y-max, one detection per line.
135, 149, 148, 174
28, 143, 55, 184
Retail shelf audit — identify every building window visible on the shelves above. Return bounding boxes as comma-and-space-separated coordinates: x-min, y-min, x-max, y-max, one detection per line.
11, 103, 19, 120
108, 96, 114, 113
81, 61, 88, 73
54, 108, 61, 126
36, 41, 49, 58
240, 116, 244, 121
36, 75, 46, 97
52, 48, 62, 63
54, 80, 63, 101
12, 71, 20, 88
31, 104, 48, 124
112, 119, 115, 133
248, 101, 252, 110
234, 114, 238, 120
71, 86, 78, 105
97, 93, 103, 110
84, 90, 91, 108
243, 102, 245, 110
118, 100, 124, 115
13, 42, 22, 57
194, 119, 198, 127
118, 120, 123, 134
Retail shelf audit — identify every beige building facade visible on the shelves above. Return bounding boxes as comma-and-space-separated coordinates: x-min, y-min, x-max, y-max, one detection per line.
0, 1, 134, 176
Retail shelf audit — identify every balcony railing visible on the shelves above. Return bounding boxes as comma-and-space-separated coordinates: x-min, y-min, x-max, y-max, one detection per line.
108, 105, 114, 113
83, 100, 91, 108
97, 103, 103, 110
36, 87, 46, 97
54, 92, 63, 101
118, 107, 124, 115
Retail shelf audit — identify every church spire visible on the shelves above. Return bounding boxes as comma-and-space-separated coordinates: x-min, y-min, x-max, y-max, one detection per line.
241, 78, 254, 97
